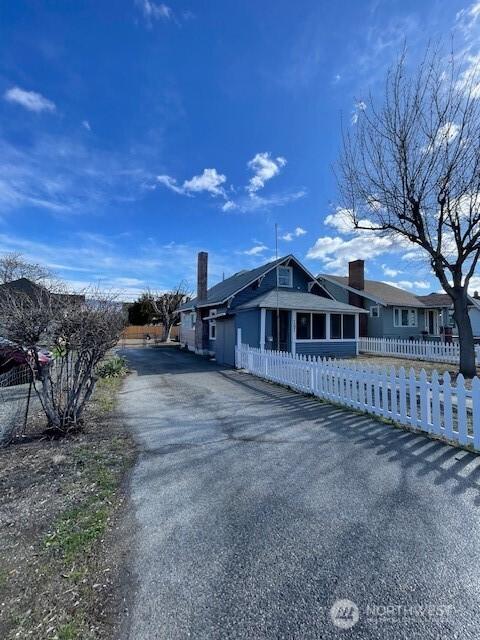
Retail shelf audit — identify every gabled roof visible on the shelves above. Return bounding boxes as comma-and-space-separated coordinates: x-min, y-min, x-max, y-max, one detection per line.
236, 290, 368, 313
180, 255, 332, 311
318, 274, 425, 308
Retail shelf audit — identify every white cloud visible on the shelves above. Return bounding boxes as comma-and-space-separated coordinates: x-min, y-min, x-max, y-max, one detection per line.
4, 86, 56, 113
157, 168, 227, 198
243, 243, 268, 256
183, 168, 226, 197
222, 200, 237, 212
282, 226, 307, 241
351, 100, 366, 125
82, 120, 91, 131
306, 235, 393, 273
135, 0, 172, 24
383, 280, 430, 291
381, 264, 401, 278
247, 152, 287, 194
324, 206, 376, 233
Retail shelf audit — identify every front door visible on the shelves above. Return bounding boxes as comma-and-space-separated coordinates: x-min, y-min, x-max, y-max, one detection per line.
271, 310, 289, 351
426, 310, 439, 336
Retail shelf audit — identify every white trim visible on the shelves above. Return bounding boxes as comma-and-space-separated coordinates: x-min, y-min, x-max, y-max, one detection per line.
260, 308, 266, 351
277, 265, 293, 288
393, 307, 418, 328
291, 311, 296, 356
191, 254, 335, 308
295, 339, 357, 343
208, 308, 217, 340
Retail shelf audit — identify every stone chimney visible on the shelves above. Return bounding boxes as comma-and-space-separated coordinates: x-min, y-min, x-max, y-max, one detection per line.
195, 251, 210, 355
474, 290, 479, 299
348, 259, 365, 291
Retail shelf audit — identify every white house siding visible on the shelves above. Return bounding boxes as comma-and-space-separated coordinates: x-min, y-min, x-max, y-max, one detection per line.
180, 312, 196, 351
469, 307, 480, 337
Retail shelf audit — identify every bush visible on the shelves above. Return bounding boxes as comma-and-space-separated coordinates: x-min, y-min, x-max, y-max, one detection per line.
97, 356, 128, 379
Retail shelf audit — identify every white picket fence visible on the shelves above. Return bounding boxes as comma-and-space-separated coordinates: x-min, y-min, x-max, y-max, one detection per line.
358, 336, 480, 365
235, 343, 480, 451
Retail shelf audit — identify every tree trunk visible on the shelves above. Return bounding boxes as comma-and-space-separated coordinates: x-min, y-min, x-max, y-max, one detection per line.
452, 292, 477, 378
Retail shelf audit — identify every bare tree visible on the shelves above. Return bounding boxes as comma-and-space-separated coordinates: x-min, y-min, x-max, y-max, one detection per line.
0, 252, 53, 284
0, 288, 126, 432
338, 47, 480, 378
145, 282, 190, 341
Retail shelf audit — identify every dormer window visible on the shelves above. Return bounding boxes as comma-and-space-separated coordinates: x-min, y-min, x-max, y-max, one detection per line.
277, 266, 293, 288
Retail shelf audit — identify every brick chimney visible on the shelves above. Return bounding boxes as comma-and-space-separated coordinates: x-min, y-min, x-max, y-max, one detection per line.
195, 251, 210, 354
347, 259, 367, 336
348, 259, 365, 291
474, 290, 479, 299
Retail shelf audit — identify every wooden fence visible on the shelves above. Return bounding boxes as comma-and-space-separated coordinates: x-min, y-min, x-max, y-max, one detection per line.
120, 325, 180, 343
358, 336, 480, 365
235, 342, 480, 451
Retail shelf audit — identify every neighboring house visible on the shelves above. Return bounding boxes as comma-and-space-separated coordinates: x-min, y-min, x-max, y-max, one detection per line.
0, 278, 85, 306
417, 291, 480, 339
318, 260, 452, 340
179, 252, 367, 366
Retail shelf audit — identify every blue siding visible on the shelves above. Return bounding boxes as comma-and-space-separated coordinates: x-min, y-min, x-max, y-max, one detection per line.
230, 263, 326, 309
321, 280, 349, 304
235, 309, 260, 347
295, 341, 357, 358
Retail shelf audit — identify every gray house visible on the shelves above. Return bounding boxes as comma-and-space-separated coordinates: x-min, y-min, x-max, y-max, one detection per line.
318, 260, 452, 340
179, 252, 367, 366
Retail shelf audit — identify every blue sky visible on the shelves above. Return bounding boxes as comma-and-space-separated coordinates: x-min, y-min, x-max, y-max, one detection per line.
1, 0, 479, 299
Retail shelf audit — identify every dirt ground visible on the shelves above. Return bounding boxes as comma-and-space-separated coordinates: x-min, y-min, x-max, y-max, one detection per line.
0, 375, 136, 640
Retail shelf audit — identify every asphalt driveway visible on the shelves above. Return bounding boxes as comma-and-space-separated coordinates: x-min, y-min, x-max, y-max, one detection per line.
119, 347, 480, 639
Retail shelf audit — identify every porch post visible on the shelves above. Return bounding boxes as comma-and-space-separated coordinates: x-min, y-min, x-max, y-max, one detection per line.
260, 308, 266, 351
355, 313, 359, 355
326, 313, 331, 340
237, 328, 242, 347
291, 311, 296, 356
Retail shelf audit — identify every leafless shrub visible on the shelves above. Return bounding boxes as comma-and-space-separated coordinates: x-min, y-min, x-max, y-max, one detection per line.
0, 287, 126, 433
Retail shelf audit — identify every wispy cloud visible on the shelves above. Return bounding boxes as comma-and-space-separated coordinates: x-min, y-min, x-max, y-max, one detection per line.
82, 120, 91, 131
282, 226, 306, 241
135, 0, 173, 25
0, 135, 152, 215
242, 243, 268, 256
4, 86, 56, 113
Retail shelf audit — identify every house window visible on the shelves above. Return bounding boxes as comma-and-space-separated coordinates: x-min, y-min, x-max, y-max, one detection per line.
296, 312, 356, 341
277, 266, 293, 288
312, 313, 326, 339
370, 305, 380, 318
330, 314, 342, 339
296, 312, 311, 339
343, 315, 355, 339
393, 307, 417, 327
191, 312, 196, 329
209, 309, 217, 340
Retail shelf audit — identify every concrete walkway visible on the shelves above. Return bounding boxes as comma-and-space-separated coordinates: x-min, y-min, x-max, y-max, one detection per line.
119, 347, 480, 640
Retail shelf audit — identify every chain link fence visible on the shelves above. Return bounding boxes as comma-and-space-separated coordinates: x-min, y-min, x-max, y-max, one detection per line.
0, 366, 39, 445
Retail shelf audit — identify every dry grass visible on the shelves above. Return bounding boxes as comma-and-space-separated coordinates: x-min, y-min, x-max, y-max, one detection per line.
0, 375, 136, 640
351, 353, 480, 387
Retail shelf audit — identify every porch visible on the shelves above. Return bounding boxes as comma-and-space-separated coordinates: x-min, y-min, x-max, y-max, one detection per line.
235, 290, 367, 359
